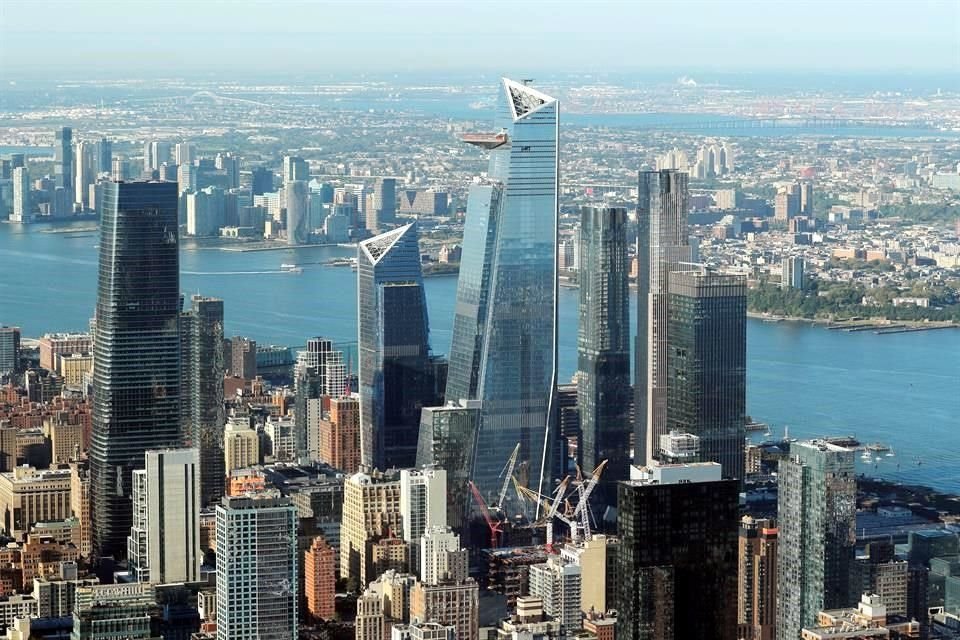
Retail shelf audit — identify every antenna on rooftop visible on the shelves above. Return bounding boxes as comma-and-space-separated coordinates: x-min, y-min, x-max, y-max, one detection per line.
521, 78, 535, 86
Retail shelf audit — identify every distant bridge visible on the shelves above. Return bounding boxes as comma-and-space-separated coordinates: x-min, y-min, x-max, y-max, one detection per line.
623, 116, 937, 132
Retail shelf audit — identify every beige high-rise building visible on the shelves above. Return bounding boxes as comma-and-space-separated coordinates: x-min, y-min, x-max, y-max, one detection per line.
224, 418, 260, 475
738, 516, 778, 640
410, 580, 479, 640
356, 591, 384, 640
47, 419, 84, 465
70, 463, 91, 557
560, 534, 620, 615
57, 353, 92, 389
341, 469, 402, 586
38, 333, 92, 372
0, 466, 73, 540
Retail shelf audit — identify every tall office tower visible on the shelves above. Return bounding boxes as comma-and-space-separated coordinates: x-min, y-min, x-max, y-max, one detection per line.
416, 401, 480, 533
410, 578, 479, 640
738, 516, 779, 640
445, 78, 559, 505
229, 336, 257, 379
358, 223, 436, 470
775, 440, 856, 640
216, 153, 240, 189
96, 138, 112, 175
90, 180, 182, 560
251, 167, 274, 196
636, 169, 690, 466
216, 492, 298, 640
666, 270, 747, 481
74, 141, 96, 208
559, 534, 620, 616
341, 469, 402, 587
175, 142, 196, 166
782, 256, 805, 290
800, 181, 814, 216
111, 157, 129, 182
577, 205, 631, 507
529, 556, 582, 636
400, 467, 447, 573
55, 127, 73, 191
285, 180, 308, 244
127, 448, 201, 584
356, 591, 384, 640
366, 177, 397, 232
304, 536, 336, 621
11, 167, 30, 223
181, 295, 226, 506
617, 459, 739, 640
282, 156, 309, 183
774, 184, 801, 222
144, 141, 171, 174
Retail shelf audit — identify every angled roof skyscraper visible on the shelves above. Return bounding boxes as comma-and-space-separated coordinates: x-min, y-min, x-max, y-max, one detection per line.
443, 78, 559, 508
358, 222, 440, 470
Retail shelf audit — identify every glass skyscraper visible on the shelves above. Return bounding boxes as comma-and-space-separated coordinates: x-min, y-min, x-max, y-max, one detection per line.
636, 169, 690, 466
55, 126, 72, 191
667, 269, 747, 481
776, 440, 856, 640
90, 181, 182, 559
445, 78, 559, 504
181, 295, 226, 506
577, 205, 631, 507
358, 223, 437, 470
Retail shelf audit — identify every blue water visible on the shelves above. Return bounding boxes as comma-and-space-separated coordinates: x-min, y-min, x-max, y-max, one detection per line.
1, 221, 958, 492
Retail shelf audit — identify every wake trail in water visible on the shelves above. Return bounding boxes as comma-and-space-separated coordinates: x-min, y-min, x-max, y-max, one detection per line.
182, 270, 288, 275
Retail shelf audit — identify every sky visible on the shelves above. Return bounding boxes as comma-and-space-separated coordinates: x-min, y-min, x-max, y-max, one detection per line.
0, 0, 958, 79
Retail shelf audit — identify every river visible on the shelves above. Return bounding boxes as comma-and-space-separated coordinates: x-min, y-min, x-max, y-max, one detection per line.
1, 221, 957, 492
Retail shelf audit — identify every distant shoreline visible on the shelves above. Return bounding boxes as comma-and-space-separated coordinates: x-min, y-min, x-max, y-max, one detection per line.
747, 311, 958, 331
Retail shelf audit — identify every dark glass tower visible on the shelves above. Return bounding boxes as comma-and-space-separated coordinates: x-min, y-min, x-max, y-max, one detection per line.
358, 223, 437, 470
90, 181, 182, 559
616, 464, 739, 640
445, 78, 559, 505
577, 205, 631, 508
636, 170, 690, 467
181, 295, 226, 506
55, 126, 73, 191
667, 270, 747, 481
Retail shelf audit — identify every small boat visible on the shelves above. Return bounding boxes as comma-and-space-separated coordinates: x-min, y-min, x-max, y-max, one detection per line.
280, 263, 298, 270
866, 443, 891, 453
860, 451, 873, 461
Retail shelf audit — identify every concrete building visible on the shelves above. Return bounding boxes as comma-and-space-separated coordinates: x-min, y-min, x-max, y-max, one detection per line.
356, 590, 385, 640
559, 534, 619, 617
312, 395, 361, 474
341, 469, 403, 587
528, 556, 582, 636
0, 466, 72, 540
127, 448, 201, 584
72, 583, 154, 640
224, 418, 260, 475
216, 492, 298, 640
400, 467, 447, 575
420, 527, 467, 587
409, 580, 478, 640
304, 536, 335, 621
800, 593, 919, 639
11, 167, 30, 223
783, 256, 805, 290
0, 328, 21, 378
738, 516, 779, 640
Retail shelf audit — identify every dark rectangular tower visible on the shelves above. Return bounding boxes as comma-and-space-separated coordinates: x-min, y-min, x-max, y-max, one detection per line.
616, 463, 739, 640
667, 269, 747, 481
55, 127, 73, 192
577, 205, 631, 509
90, 181, 182, 559
181, 295, 226, 507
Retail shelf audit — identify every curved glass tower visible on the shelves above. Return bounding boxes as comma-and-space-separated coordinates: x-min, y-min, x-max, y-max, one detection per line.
445, 78, 559, 505
91, 180, 182, 559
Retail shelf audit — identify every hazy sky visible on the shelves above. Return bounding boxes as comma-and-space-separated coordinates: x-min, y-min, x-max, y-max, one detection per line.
1, 0, 958, 78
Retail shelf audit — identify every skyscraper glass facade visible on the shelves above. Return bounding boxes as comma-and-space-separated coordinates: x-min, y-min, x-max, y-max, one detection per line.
667, 270, 747, 481
90, 181, 182, 559
775, 440, 857, 640
444, 78, 559, 504
358, 223, 436, 470
636, 169, 690, 466
577, 205, 631, 505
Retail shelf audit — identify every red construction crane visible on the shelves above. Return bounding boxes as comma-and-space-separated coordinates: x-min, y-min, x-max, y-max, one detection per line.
470, 480, 502, 549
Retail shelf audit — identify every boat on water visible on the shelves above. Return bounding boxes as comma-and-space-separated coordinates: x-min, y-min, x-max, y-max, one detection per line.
866, 442, 891, 453
860, 451, 873, 461
745, 421, 769, 433
280, 263, 303, 274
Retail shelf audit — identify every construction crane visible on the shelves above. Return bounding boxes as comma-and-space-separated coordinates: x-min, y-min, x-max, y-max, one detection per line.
516, 476, 571, 552
469, 480, 502, 549
495, 443, 521, 511
570, 460, 607, 542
